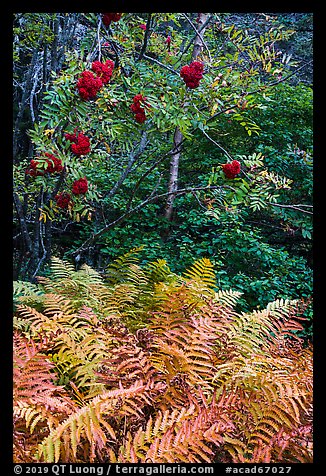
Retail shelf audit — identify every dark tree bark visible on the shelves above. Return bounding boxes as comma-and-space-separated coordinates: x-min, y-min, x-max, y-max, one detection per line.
13, 14, 83, 279
13, 36, 43, 161
13, 192, 33, 254
50, 16, 60, 73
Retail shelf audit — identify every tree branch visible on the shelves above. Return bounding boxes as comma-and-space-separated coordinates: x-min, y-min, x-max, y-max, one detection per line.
103, 131, 148, 200
96, 15, 102, 61
183, 13, 212, 62
13, 192, 33, 252
172, 14, 213, 67
29, 63, 42, 124
72, 184, 226, 256
137, 13, 152, 61
50, 166, 67, 200
206, 60, 313, 125
269, 202, 313, 215
143, 54, 179, 75
126, 136, 189, 210
201, 129, 233, 161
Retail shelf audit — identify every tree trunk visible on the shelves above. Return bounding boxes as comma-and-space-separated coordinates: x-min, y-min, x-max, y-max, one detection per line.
13, 37, 42, 161
50, 16, 60, 73
164, 13, 209, 221
13, 192, 33, 279
164, 128, 183, 221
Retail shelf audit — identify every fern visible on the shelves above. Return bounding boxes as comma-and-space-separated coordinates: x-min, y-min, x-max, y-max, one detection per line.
14, 280, 43, 300
183, 257, 216, 288
118, 402, 235, 463
37, 380, 161, 463
13, 253, 313, 463
13, 332, 76, 461
214, 288, 243, 308
48, 256, 76, 279
13, 280, 44, 309
144, 259, 175, 286
104, 246, 145, 285
15, 300, 116, 401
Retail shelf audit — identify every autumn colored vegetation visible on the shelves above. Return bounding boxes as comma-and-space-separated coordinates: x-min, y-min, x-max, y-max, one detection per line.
13, 12, 313, 463
14, 253, 312, 463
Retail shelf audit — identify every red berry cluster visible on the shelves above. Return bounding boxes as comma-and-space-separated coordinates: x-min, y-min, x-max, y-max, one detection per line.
72, 177, 88, 195
26, 153, 63, 176
76, 71, 103, 100
25, 160, 44, 177
45, 153, 64, 173
222, 160, 241, 179
102, 13, 122, 27
65, 130, 91, 156
55, 178, 88, 209
77, 60, 115, 100
180, 61, 204, 89
130, 94, 150, 123
55, 192, 72, 209
91, 60, 114, 84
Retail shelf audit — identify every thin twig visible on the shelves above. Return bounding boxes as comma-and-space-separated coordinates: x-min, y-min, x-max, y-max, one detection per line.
103, 131, 148, 200
172, 14, 213, 67
192, 191, 208, 210
182, 13, 212, 63
96, 16, 102, 61
143, 54, 179, 75
201, 129, 233, 161
72, 184, 228, 255
29, 64, 42, 124
269, 202, 313, 215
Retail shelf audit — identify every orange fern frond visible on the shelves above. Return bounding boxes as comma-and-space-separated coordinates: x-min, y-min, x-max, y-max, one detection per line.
37, 380, 164, 463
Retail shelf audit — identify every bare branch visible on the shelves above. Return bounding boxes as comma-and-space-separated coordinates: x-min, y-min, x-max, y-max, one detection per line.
143, 54, 179, 75
137, 14, 152, 61
96, 16, 102, 61
50, 166, 67, 200
72, 184, 227, 256
13, 192, 33, 252
182, 13, 212, 63
192, 191, 208, 210
103, 131, 148, 200
29, 64, 42, 124
201, 129, 233, 161
32, 226, 47, 280
269, 202, 313, 215
172, 14, 213, 67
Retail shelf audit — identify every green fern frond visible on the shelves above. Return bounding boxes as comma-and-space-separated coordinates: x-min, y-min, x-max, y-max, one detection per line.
78, 263, 104, 284
105, 246, 144, 285
144, 259, 176, 286
183, 257, 216, 289
14, 280, 42, 299
48, 256, 76, 280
